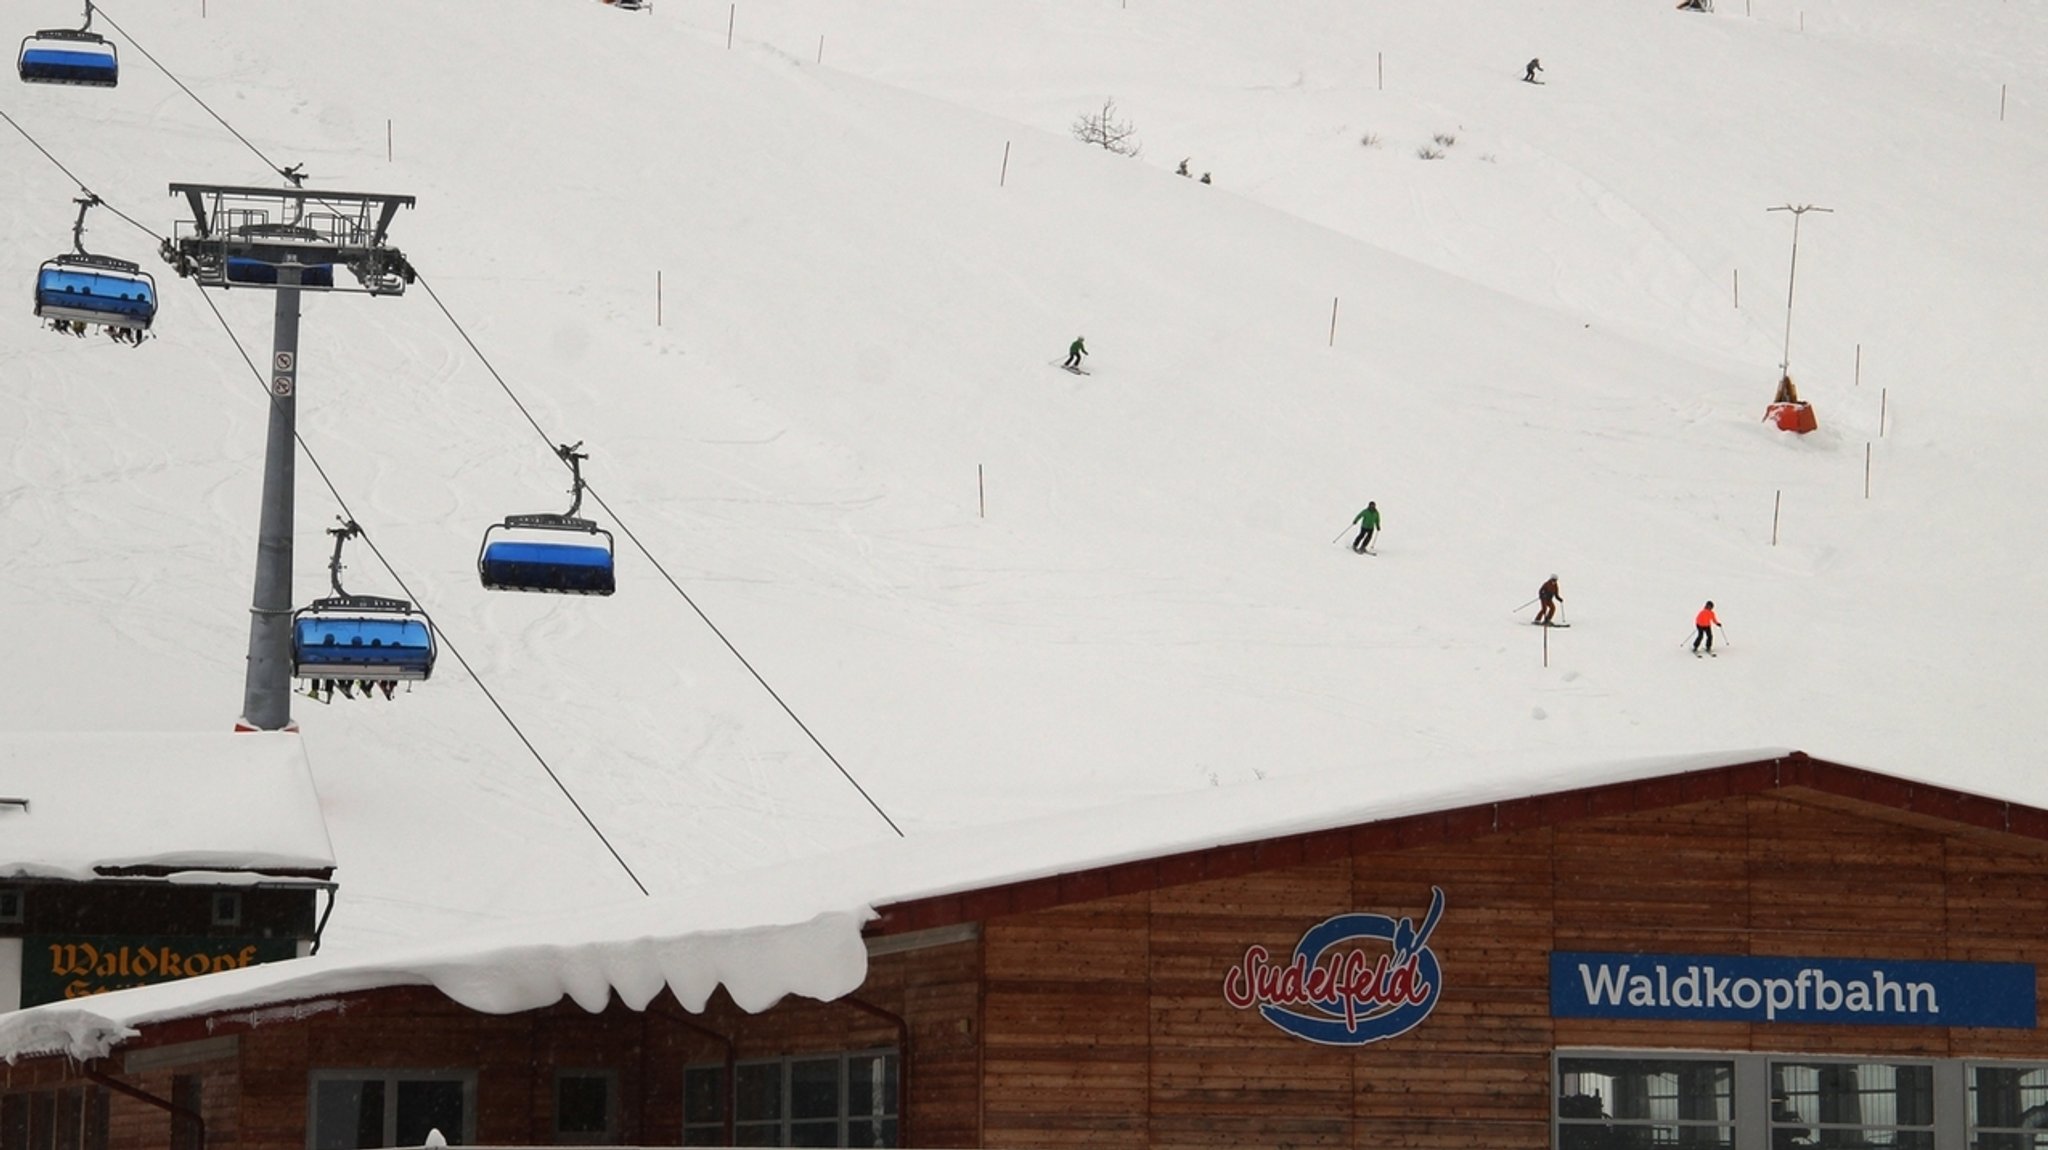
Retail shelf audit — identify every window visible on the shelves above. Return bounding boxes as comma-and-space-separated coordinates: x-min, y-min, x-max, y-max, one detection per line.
0, 1088, 109, 1150
0, 887, 22, 924
211, 891, 242, 927
170, 1075, 202, 1150
1554, 1052, 1981, 1149
1770, 1059, 1934, 1149
308, 1071, 473, 1149
683, 1051, 897, 1148
1970, 1064, 2048, 1149
1557, 1055, 1734, 1149
554, 1072, 616, 1145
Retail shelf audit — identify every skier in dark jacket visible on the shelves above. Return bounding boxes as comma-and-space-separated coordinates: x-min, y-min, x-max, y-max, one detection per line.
1535, 575, 1562, 624
1351, 502, 1381, 553
1064, 336, 1088, 370
1523, 57, 1544, 83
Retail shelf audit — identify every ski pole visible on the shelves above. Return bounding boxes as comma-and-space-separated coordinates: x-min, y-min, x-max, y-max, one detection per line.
1716, 623, 1729, 648
1512, 597, 1538, 613
1332, 527, 1350, 544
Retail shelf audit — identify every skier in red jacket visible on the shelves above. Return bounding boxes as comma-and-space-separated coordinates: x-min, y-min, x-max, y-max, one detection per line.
1693, 601, 1720, 654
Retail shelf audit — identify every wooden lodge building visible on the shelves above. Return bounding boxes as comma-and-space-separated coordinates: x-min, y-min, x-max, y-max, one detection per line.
8, 750, 2048, 1149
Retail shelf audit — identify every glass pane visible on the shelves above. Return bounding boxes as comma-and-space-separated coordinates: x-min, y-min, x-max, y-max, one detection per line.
1976, 1136, 2048, 1150
1559, 1057, 1735, 1124
790, 1059, 840, 1121
737, 1064, 783, 1122
557, 1075, 610, 1136
1559, 1123, 1732, 1149
734, 1122, 781, 1147
1771, 1061, 1935, 1145
789, 1119, 840, 1147
684, 1067, 726, 1125
847, 1056, 897, 1119
1974, 1065, 2048, 1137
847, 1117, 898, 1149
395, 1080, 466, 1148
313, 1079, 384, 1150
681, 1126, 726, 1147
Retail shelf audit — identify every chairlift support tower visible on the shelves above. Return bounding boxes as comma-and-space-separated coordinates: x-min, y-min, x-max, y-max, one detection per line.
163, 183, 416, 732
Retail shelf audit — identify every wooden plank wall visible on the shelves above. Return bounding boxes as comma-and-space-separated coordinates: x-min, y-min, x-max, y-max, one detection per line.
979, 790, 2048, 1150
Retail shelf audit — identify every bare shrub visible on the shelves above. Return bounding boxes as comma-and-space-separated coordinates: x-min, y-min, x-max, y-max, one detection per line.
1360, 132, 1381, 148
1432, 132, 1458, 147
1416, 145, 1445, 160
1071, 98, 1141, 156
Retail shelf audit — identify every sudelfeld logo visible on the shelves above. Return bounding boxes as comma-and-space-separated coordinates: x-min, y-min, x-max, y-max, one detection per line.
1220, 886, 1445, 1046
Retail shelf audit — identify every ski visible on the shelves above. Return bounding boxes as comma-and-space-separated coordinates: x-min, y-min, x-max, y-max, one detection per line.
1529, 621, 1570, 628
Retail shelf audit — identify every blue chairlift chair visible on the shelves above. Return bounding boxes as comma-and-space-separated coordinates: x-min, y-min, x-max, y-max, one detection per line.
17, 27, 117, 86
479, 442, 617, 596
291, 520, 437, 693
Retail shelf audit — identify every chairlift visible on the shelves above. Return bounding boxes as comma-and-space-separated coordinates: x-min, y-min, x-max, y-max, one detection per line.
18, 3, 116, 87
33, 195, 156, 336
291, 520, 437, 686
479, 443, 618, 596
223, 222, 336, 287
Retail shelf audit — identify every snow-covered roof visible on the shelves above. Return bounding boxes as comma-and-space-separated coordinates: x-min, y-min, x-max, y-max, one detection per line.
0, 746, 1855, 1064
0, 733, 334, 880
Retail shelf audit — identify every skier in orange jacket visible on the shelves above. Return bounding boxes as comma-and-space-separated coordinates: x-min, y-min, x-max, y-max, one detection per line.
1693, 601, 1720, 654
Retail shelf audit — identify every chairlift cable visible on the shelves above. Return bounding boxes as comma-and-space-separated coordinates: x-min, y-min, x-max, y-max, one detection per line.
415, 272, 906, 839
187, 283, 653, 898
87, 4, 301, 186
0, 108, 167, 244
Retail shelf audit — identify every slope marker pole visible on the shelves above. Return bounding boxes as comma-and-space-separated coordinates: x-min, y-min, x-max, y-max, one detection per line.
1000, 141, 1010, 187
1329, 296, 1339, 346
1772, 489, 1781, 546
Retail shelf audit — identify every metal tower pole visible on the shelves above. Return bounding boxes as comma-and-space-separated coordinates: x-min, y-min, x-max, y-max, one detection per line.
1768, 203, 1833, 377
237, 264, 303, 732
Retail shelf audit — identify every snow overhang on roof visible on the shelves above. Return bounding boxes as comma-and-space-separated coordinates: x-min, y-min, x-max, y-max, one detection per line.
0, 889, 872, 1063
0, 732, 335, 880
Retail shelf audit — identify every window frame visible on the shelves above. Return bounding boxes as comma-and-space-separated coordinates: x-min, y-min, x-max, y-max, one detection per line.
305, 1068, 476, 1150
682, 1049, 899, 1148
552, 1069, 619, 1146
1555, 1049, 1980, 1150
0, 887, 23, 925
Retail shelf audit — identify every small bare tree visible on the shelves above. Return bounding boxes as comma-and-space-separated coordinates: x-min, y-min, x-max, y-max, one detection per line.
1071, 98, 1141, 157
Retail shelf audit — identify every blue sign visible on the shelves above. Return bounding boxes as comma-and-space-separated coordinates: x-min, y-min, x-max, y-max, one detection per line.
1551, 952, 2036, 1029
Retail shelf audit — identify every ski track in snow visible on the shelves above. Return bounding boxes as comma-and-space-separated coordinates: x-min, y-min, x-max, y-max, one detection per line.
0, 0, 2044, 947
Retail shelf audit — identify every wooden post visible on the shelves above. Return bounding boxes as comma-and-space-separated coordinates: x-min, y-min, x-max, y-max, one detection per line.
727, 4, 735, 49
1880, 387, 1887, 437
999, 141, 1010, 187
1772, 489, 1781, 546
1329, 297, 1339, 347
978, 465, 985, 518
1865, 442, 1872, 498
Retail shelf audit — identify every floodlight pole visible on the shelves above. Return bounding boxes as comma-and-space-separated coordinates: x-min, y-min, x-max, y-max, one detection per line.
1768, 203, 1832, 377
163, 182, 416, 732
239, 265, 303, 732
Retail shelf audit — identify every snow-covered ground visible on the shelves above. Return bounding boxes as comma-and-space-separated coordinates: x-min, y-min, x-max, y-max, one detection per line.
3, 0, 2044, 958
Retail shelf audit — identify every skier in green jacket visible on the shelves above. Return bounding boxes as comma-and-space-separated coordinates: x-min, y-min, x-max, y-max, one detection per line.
1350, 501, 1380, 553
1063, 336, 1088, 370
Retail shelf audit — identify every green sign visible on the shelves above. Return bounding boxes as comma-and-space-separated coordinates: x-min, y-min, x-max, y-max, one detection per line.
21, 935, 300, 1007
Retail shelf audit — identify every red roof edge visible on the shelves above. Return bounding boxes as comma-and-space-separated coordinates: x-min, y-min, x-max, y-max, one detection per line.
866, 752, 2029, 936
